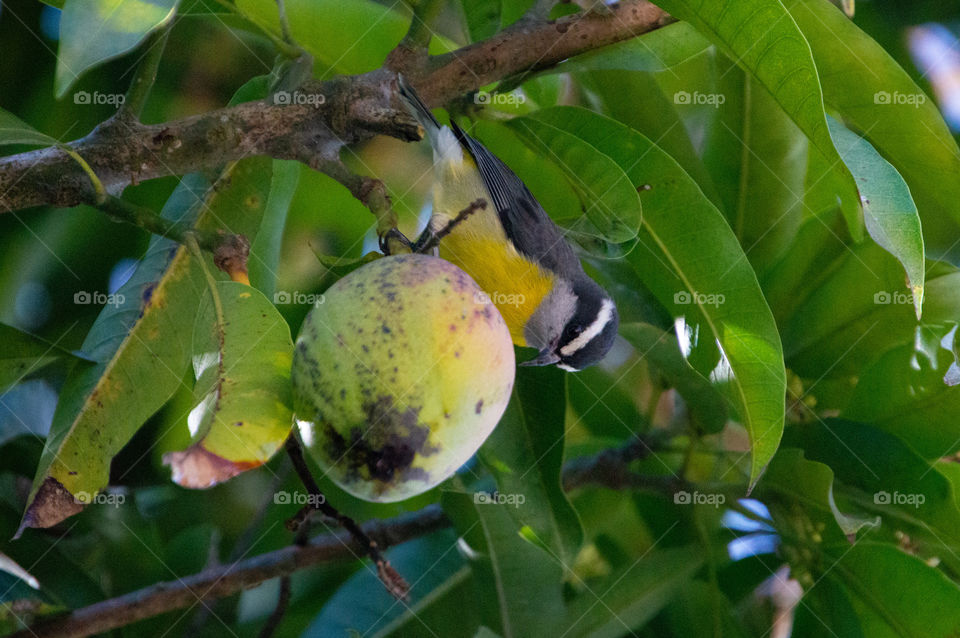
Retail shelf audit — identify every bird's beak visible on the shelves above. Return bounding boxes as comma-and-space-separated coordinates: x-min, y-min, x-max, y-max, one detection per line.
520, 348, 561, 367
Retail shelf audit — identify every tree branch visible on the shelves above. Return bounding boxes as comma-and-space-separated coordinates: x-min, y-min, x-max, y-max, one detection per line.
9, 506, 450, 638
0, 1, 672, 213
10, 435, 689, 638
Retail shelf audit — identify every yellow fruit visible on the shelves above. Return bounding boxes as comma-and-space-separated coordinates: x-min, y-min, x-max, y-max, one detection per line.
292, 254, 515, 502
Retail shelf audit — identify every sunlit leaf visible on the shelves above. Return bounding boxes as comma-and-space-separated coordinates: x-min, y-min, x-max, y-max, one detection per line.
163, 281, 293, 488
55, 0, 179, 98
785, 0, 960, 257
827, 117, 924, 319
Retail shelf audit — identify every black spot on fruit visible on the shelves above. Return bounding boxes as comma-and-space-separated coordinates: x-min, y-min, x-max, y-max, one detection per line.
475, 399, 483, 415
321, 395, 438, 485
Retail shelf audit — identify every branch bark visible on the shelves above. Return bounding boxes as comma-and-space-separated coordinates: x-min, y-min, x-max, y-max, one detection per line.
0, 0, 672, 213
10, 436, 681, 638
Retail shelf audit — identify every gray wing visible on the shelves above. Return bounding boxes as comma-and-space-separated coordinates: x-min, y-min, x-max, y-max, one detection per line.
450, 121, 584, 278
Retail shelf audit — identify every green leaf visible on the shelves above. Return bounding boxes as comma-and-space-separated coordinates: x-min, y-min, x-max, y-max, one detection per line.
576, 70, 723, 215
55, 0, 179, 99
567, 363, 648, 440
792, 576, 865, 638
651, 0, 860, 224
0, 323, 87, 395
234, 0, 455, 77
249, 159, 300, 299
461, 0, 501, 42
827, 117, 924, 318
162, 281, 293, 488
472, 120, 582, 226
500, 0, 534, 28
785, 419, 960, 564
477, 365, 583, 567
311, 250, 383, 281
307, 526, 471, 636
828, 543, 960, 638
556, 546, 704, 638
442, 490, 565, 638
844, 327, 960, 459
528, 107, 785, 487
659, 580, 751, 638
701, 61, 807, 274
618, 322, 727, 434
19, 159, 272, 533
0, 108, 58, 148
778, 242, 960, 379
762, 447, 879, 538
506, 118, 642, 243
557, 21, 713, 74
784, 0, 960, 257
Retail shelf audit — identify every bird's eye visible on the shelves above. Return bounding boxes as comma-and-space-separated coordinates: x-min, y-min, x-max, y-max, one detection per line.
572, 326, 583, 336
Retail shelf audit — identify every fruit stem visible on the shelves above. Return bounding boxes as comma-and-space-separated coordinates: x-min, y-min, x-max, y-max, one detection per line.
283, 434, 411, 600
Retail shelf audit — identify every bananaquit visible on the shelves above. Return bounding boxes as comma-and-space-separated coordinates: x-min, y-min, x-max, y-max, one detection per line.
398, 77, 618, 371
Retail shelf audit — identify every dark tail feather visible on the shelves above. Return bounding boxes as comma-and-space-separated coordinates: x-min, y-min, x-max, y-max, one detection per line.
397, 74, 441, 132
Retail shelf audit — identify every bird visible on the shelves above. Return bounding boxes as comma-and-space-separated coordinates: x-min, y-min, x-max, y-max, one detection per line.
397, 76, 618, 371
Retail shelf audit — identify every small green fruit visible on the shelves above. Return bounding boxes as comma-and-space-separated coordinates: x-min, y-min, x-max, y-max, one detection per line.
292, 254, 515, 502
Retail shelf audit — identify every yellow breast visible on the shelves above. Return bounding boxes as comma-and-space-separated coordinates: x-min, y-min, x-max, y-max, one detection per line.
429, 150, 556, 346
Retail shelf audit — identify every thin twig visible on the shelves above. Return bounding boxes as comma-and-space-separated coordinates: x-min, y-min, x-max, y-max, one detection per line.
284, 435, 410, 599
97, 195, 250, 280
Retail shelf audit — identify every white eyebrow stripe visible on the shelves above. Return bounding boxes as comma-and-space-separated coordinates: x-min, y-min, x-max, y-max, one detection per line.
559, 298, 615, 357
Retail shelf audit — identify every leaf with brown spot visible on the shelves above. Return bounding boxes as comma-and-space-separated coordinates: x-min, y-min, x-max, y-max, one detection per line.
18, 157, 273, 534
163, 281, 294, 489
